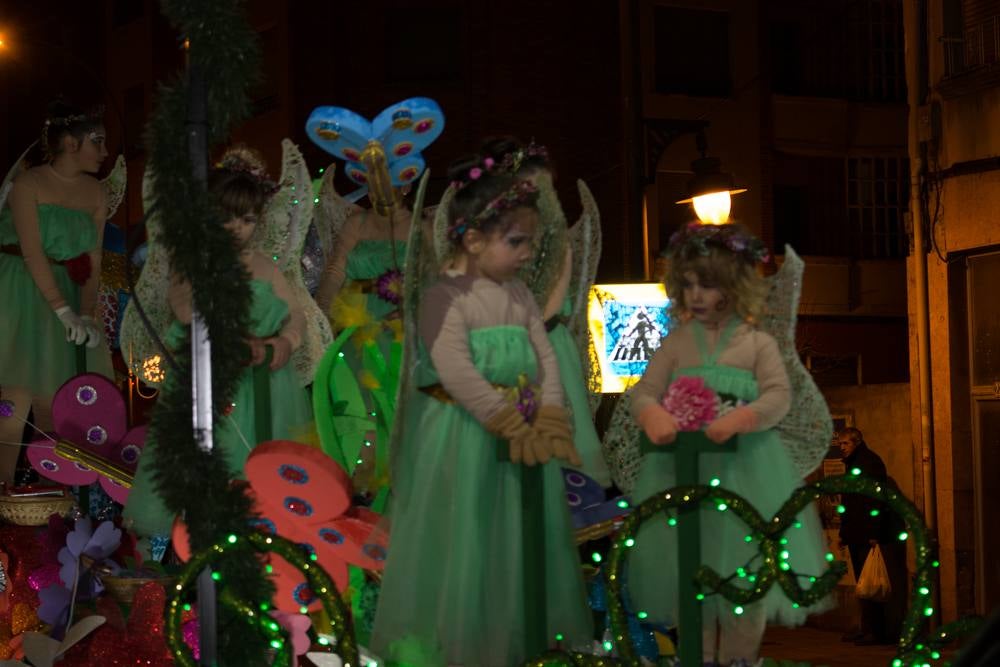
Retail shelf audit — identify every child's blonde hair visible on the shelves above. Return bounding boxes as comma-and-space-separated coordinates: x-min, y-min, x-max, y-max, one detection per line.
663, 222, 770, 321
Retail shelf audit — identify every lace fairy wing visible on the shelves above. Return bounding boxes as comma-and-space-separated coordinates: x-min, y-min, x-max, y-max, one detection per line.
601, 387, 645, 495
759, 246, 832, 477
314, 164, 363, 262
253, 139, 306, 268
101, 155, 128, 220
256, 140, 333, 386
390, 170, 432, 480
0, 141, 37, 213
568, 179, 604, 414
519, 171, 568, 304
431, 183, 457, 267
119, 169, 173, 385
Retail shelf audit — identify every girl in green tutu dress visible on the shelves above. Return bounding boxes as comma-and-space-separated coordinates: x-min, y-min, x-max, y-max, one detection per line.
480, 136, 609, 488
0, 102, 113, 485
372, 158, 592, 666
628, 223, 831, 666
124, 148, 312, 538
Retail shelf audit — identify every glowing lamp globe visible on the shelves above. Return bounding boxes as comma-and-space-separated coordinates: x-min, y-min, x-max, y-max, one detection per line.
676, 156, 747, 225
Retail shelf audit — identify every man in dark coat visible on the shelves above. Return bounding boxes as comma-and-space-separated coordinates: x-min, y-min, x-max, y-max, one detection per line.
838, 427, 904, 645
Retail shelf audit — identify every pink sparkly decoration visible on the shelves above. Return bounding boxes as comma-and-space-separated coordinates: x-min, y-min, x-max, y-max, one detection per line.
27, 563, 60, 592
182, 618, 200, 660
469, 167, 482, 180
660, 376, 720, 431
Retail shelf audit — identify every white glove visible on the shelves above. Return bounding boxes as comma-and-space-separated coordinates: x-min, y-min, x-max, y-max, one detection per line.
81, 315, 103, 349
54, 306, 88, 345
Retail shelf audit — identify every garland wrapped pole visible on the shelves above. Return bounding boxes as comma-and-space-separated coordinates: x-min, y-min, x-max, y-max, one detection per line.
186, 62, 219, 666
143, 1, 274, 664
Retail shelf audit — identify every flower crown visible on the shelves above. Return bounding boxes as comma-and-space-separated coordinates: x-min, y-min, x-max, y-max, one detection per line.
666, 222, 771, 264
498, 142, 549, 174
214, 154, 280, 196
447, 179, 539, 242
450, 156, 497, 191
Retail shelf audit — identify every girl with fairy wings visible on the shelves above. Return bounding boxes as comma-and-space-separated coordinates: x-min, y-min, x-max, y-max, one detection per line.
120, 143, 327, 540
622, 222, 834, 666
434, 136, 610, 488
372, 157, 590, 667
0, 101, 126, 486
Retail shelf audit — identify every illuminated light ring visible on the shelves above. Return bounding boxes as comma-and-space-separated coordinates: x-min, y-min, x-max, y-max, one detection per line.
76, 385, 98, 406
86, 425, 108, 445
278, 464, 309, 485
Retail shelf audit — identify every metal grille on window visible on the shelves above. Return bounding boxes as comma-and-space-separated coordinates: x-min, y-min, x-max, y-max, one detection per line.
846, 157, 909, 259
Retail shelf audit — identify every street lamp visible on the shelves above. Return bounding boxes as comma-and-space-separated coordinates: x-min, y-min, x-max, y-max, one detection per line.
675, 132, 746, 225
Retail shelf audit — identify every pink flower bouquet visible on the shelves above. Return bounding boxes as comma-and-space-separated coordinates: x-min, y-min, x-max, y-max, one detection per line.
660, 376, 720, 431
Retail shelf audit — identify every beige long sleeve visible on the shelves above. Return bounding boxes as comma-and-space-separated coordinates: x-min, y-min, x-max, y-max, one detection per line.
419, 280, 509, 424
419, 275, 558, 425
629, 321, 790, 430
8, 175, 68, 311
746, 331, 791, 429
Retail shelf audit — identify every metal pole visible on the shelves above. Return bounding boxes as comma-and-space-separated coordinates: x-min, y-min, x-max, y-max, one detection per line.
187, 62, 218, 667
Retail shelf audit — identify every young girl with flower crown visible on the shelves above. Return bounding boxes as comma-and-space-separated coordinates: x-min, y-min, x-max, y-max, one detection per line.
124, 148, 312, 539
627, 222, 830, 667
478, 136, 611, 488
371, 157, 592, 666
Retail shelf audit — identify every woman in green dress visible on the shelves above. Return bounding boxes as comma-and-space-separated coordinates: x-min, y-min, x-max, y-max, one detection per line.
0, 102, 113, 486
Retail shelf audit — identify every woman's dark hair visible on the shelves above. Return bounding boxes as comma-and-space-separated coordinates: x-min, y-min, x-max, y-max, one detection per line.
479, 135, 552, 178
446, 153, 539, 244
208, 146, 274, 219
42, 100, 104, 160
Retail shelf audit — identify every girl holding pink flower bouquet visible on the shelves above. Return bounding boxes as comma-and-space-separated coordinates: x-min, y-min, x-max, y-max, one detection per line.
627, 222, 830, 667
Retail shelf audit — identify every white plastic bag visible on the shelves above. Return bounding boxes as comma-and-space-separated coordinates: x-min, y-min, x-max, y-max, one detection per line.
855, 544, 891, 601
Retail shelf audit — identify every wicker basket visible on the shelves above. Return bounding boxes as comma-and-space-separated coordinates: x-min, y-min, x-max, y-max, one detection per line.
0, 493, 74, 526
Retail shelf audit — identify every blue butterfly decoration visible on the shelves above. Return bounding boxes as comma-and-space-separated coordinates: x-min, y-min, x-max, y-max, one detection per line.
562, 468, 631, 530
305, 97, 445, 193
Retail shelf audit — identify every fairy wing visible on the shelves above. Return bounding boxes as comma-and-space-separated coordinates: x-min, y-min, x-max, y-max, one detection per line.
0, 142, 37, 213
600, 386, 645, 495
313, 164, 363, 263
255, 139, 333, 386
119, 169, 173, 385
389, 170, 432, 480
759, 246, 832, 477
101, 155, 128, 220
519, 171, 568, 306
431, 183, 457, 267
567, 179, 604, 413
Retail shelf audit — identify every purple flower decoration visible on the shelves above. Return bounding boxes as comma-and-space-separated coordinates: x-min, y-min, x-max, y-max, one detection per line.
375, 269, 404, 306
38, 582, 72, 627
58, 517, 122, 598
0, 399, 15, 418
516, 385, 538, 422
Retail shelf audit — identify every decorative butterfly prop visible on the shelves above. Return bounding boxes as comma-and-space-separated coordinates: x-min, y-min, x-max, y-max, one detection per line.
173, 440, 386, 614
563, 468, 631, 533
305, 97, 444, 195
25, 374, 147, 505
